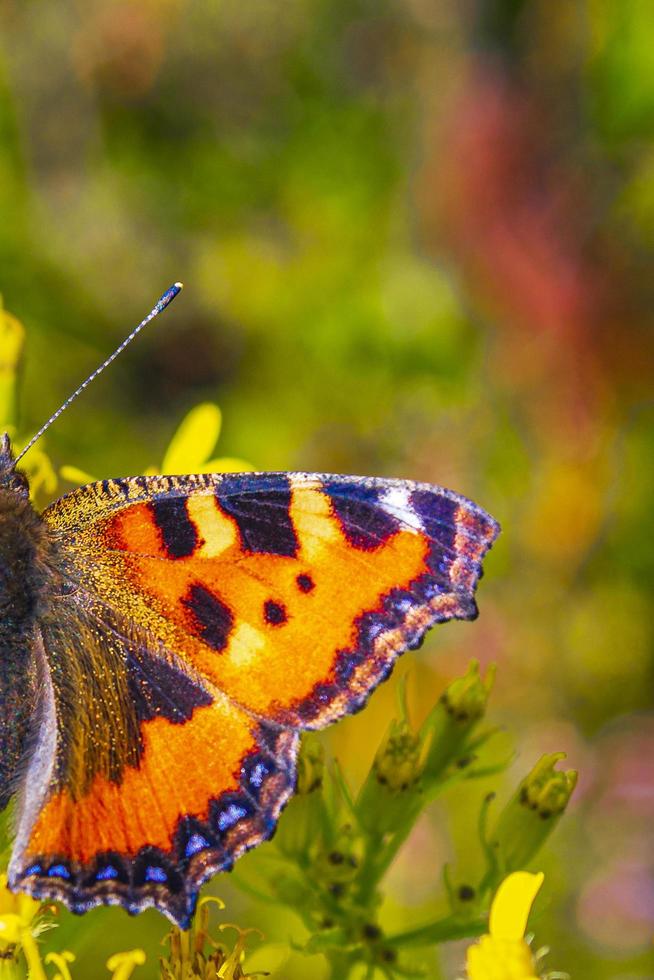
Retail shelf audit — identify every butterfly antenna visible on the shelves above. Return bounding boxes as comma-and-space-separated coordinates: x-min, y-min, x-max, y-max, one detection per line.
14, 282, 183, 465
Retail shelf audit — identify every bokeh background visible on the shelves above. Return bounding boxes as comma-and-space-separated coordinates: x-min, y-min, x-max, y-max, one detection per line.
1, 1, 653, 977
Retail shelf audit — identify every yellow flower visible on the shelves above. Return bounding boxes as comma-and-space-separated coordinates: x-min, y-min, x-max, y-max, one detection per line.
158, 402, 252, 475
160, 898, 269, 980
465, 872, 544, 980
0, 873, 48, 980
0, 874, 41, 935
60, 401, 254, 487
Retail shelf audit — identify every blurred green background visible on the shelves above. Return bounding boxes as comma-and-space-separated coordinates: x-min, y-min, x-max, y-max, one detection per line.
1, 0, 653, 976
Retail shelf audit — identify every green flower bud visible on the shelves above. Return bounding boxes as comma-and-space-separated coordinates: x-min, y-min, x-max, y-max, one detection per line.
441, 661, 495, 722
374, 720, 422, 792
314, 826, 362, 890
356, 720, 423, 836
493, 753, 578, 870
421, 661, 495, 781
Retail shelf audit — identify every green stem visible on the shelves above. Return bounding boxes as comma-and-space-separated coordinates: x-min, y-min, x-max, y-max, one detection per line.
385, 915, 486, 948
326, 950, 356, 979
356, 797, 422, 905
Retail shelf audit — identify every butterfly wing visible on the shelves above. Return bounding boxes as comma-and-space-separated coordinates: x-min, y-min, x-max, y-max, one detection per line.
9, 610, 297, 925
44, 472, 500, 727
10, 472, 498, 925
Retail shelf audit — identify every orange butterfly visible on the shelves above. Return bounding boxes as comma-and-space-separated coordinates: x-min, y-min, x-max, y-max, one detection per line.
0, 286, 499, 926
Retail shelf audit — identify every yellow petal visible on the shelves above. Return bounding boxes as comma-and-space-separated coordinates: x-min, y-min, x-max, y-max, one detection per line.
0, 876, 40, 925
60, 465, 97, 486
201, 456, 255, 474
23, 449, 58, 498
0, 876, 15, 916
16, 892, 40, 925
466, 935, 539, 980
0, 303, 24, 431
161, 403, 222, 473
489, 872, 544, 942
0, 914, 24, 946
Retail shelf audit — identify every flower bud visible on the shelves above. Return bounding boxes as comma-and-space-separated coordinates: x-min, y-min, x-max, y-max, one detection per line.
356, 719, 423, 836
374, 720, 422, 793
314, 825, 362, 893
493, 753, 577, 869
421, 661, 495, 781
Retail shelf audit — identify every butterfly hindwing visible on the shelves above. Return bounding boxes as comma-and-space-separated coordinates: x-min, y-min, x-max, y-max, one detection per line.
9, 471, 498, 925
10, 615, 297, 926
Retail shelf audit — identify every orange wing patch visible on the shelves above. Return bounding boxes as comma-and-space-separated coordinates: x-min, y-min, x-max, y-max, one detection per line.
94, 482, 432, 725
26, 697, 254, 862
14, 691, 298, 926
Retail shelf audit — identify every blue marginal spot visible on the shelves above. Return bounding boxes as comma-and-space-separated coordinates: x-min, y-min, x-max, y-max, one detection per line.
248, 761, 269, 789
47, 864, 71, 879
145, 866, 168, 883
96, 866, 119, 881
217, 803, 248, 833
424, 579, 446, 599
185, 833, 211, 858
23, 864, 42, 876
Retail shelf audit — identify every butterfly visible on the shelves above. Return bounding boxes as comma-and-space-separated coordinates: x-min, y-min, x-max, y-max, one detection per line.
0, 286, 500, 928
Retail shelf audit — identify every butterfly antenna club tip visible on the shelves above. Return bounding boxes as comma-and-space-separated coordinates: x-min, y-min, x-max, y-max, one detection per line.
15, 282, 185, 465
157, 282, 184, 312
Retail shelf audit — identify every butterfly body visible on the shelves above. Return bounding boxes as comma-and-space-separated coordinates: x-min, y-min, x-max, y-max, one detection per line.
0, 452, 52, 809
0, 433, 499, 926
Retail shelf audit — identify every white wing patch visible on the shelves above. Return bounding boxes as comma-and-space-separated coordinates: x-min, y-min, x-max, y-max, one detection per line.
380, 486, 423, 532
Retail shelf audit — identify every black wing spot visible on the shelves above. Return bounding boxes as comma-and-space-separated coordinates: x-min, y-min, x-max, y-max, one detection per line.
263, 599, 287, 626
183, 583, 233, 652
324, 482, 399, 550
127, 648, 213, 725
151, 498, 198, 558
409, 490, 457, 545
410, 490, 458, 578
216, 475, 298, 557
296, 573, 315, 593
